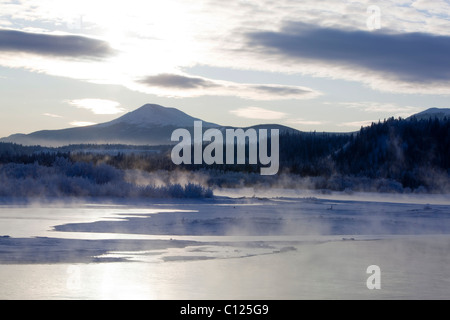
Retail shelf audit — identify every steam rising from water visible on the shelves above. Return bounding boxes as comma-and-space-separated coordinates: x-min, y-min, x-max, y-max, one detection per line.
0, 195, 450, 299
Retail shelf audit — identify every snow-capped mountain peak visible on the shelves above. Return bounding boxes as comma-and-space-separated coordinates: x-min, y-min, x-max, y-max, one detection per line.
104, 104, 219, 128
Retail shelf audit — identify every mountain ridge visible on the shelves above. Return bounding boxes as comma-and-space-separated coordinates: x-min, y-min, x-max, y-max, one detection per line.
0, 103, 296, 147
2, 104, 448, 147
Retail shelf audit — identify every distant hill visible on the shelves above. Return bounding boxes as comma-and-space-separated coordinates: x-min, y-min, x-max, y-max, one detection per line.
408, 108, 450, 121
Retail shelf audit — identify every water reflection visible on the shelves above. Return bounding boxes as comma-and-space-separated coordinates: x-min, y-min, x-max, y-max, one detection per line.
2, 235, 450, 300
0, 198, 450, 299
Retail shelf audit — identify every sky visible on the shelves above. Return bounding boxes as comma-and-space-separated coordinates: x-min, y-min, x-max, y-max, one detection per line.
0, 0, 450, 137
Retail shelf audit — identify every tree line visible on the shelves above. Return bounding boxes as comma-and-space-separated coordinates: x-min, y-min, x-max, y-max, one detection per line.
0, 116, 449, 193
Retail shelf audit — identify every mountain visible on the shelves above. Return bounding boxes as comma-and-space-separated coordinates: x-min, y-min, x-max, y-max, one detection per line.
0, 104, 221, 147
100, 104, 219, 128
0, 104, 297, 147
408, 108, 450, 121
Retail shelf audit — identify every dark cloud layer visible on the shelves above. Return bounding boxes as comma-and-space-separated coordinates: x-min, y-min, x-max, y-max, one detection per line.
139, 73, 218, 89
251, 84, 312, 95
139, 73, 316, 99
247, 22, 450, 83
0, 29, 115, 59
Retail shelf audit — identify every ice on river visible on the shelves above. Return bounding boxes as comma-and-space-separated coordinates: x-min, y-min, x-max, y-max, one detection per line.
0, 191, 449, 299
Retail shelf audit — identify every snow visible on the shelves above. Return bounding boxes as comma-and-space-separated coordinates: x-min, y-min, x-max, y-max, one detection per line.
102, 104, 219, 128
0, 193, 449, 299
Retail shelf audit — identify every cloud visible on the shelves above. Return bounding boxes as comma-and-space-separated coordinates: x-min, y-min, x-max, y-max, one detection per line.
286, 118, 327, 126
249, 85, 313, 96
237, 84, 320, 100
246, 22, 450, 92
412, 0, 450, 15
230, 107, 287, 120
0, 29, 115, 59
137, 73, 320, 100
338, 120, 378, 129
3, 1, 450, 98
67, 99, 125, 115
230, 108, 328, 127
338, 101, 421, 117
42, 113, 63, 118
139, 73, 218, 89
69, 121, 97, 127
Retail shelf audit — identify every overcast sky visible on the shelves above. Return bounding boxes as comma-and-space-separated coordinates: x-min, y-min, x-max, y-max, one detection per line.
0, 0, 450, 136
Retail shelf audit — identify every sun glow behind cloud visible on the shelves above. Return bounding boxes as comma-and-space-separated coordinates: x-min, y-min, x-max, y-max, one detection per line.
0, 0, 330, 102
1, 0, 450, 135
42, 113, 63, 118
67, 99, 125, 115
3, 0, 450, 97
69, 121, 98, 127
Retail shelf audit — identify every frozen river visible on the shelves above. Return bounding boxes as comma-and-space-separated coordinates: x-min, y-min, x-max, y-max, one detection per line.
0, 191, 449, 299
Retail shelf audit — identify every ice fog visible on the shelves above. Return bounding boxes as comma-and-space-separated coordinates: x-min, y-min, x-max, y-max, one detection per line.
0, 193, 449, 299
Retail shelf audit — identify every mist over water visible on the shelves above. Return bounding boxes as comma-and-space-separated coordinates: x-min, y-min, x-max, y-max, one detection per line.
0, 192, 449, 300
